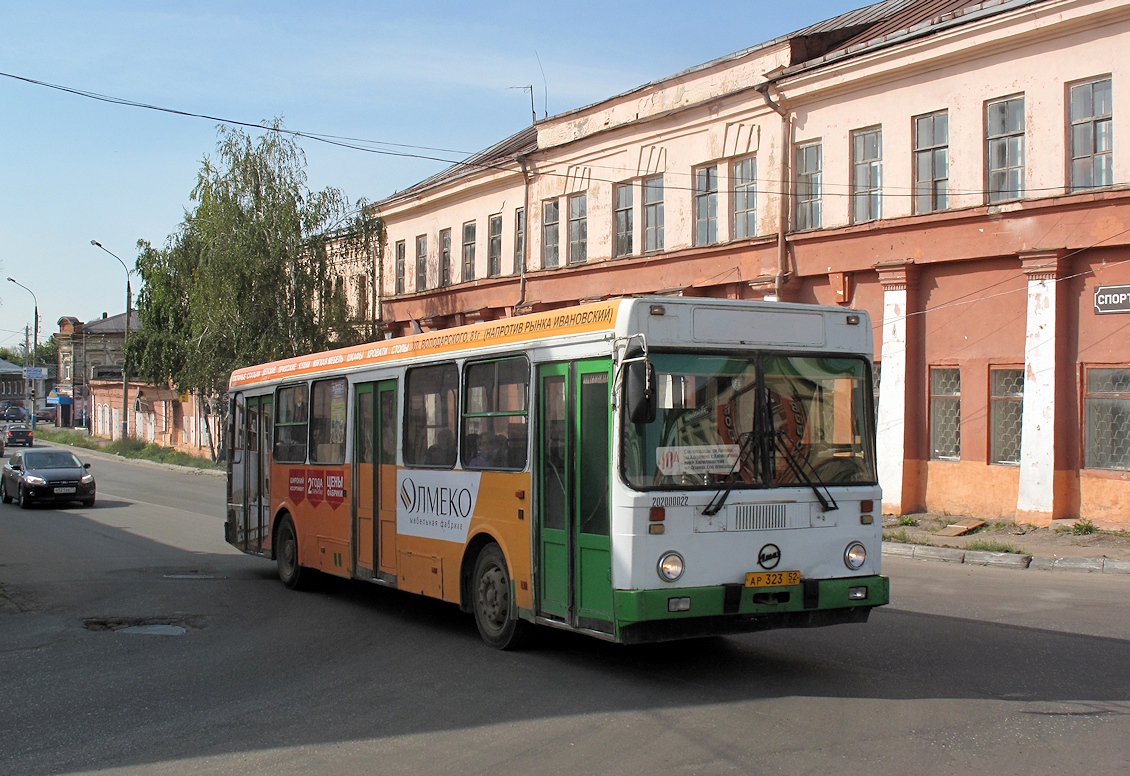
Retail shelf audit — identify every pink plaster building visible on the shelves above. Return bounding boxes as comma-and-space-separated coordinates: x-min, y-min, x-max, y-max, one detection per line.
359, 0, 1129, 526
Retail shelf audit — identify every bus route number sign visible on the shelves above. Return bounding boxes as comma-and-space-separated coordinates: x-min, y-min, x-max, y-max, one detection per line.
745, 570, 801, 588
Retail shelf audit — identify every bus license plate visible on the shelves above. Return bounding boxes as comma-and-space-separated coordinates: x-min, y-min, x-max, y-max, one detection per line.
745, 570, 800, 588
55, 487, 76, 494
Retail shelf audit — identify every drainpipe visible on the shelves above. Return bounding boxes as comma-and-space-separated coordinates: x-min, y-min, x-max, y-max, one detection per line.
515, 154, 532, 310
755, 82, 791, 301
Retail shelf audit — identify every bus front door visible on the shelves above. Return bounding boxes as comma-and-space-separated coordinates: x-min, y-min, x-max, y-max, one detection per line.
537, 360, 613, 633
239, 394, 271, 553
353, 380, 398, 581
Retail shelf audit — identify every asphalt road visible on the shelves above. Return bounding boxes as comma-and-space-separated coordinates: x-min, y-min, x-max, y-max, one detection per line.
1, 451, 1128, 775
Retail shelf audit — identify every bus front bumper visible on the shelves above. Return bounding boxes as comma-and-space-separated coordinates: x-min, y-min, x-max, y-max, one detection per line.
614, 575, 889, 644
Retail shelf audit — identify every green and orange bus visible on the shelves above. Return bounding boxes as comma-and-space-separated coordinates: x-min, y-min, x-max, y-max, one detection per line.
226, 296, 888, 647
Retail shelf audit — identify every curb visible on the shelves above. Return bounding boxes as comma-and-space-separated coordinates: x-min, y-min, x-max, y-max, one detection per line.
882, 542, 1129, 575
34, 439, 225, 478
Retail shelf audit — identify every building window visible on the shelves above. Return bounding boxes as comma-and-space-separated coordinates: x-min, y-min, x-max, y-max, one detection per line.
930, 367, 961, 460
732, 157, 756, 239
990, 368, 1024, 465
852, 128, 882, 223
543, 200, 560, 268
914, 111, 949, 214
394, 240, 405, 294
462, 221, 476, 281
1070, 77, 1113, 192
568, 193, 587, 264
796, 142, 822, 230
415, 235, 427, 292
404, 363, 459, 468
1084, 366, 1130, 470
987, 96, 1025, 203
462, 357, 529, 471
694, 165, 718, 245
488, 214, 503, 277
355, 274, 368, 320
514, 208, 525, 273
439, 228, 452, 287
613, 183, 633, 257
643, 175, 664, 252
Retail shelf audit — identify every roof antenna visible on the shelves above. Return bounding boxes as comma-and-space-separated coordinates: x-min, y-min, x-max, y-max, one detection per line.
510, 85, 536, 125
535, 51, 549, 118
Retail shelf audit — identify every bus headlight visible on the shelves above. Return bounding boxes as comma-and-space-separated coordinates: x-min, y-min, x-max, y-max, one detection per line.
844, 542, 867, 570
657, 552, 685, 582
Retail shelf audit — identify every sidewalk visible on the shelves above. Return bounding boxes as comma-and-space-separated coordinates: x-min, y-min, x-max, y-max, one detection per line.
883, 513, 1130, 575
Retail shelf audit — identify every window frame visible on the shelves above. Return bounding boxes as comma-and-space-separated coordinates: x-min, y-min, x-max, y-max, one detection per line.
543, 199, 560, 268
273, 383, 310, 464
694, 165, 719, 245
986, 95, 1026, 204
403, 362, 460, 469
568, 193, 587, 265
913, 110, 949, 214
929, 366, 962, 461
795, 141, 822, 231
1068, 76, 1113, 192
1083, 364, 1130, 471
851, 126, 883, 224
309, 377, 348, 465
462, 221, 476, 282
461, 356, 530, 471
643, 175, 664, 253
394, 240, 406, 295
613, 182, 633, 257
488, 213, 503, 277
989, 367, 1024, 466
514, 208, 525, 273
439, 228, 452, 288
415, 235, 427, 292
732, 156, 757, 240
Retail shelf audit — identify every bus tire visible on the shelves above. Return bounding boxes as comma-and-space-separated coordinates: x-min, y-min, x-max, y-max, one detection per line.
276, 515, 311, 591
471, 543, 531, 650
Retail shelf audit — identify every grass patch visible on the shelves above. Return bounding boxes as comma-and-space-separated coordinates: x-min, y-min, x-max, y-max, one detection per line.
1072, 519, 1097, 536
883, 529, 930, 545
897, 516, 918, 526
965, 539, 1029, 555
33, 428, 222, 470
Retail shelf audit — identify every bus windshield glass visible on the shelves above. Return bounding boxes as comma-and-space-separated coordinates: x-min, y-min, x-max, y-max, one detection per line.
622, 353, 876, 490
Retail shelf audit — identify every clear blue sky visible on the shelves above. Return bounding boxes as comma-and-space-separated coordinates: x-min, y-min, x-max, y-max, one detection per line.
0, 0, 869, 355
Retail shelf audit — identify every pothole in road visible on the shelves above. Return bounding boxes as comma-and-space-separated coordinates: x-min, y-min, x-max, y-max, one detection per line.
83, 616, 204, 635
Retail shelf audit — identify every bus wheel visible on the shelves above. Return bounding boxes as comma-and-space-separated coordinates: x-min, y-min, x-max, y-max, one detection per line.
472, 544, 531, 650
276, 516, 310, 591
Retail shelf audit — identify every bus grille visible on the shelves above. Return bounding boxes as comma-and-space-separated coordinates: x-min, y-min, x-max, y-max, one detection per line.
733, 504, 788, 531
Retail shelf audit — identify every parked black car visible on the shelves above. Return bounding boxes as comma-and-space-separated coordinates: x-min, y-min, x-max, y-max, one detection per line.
35, 407, 55, 423
5, 423, 33, 447
2, 450, 95, 508
1, 407, 27, 422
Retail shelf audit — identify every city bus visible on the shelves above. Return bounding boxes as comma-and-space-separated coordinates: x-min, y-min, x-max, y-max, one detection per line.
225, 296, 888, 648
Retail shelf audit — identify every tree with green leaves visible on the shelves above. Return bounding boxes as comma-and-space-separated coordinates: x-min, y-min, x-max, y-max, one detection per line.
130, 121, 384, 399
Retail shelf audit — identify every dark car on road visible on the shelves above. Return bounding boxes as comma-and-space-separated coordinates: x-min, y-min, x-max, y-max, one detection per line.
5, 423, 33, 447
2, 450, 95, 508
35, 407, 55, 423
1, 407, 27, 422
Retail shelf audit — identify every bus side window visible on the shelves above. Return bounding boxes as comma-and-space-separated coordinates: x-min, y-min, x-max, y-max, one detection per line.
404, 364, 459, 468
462, 357, 529, 471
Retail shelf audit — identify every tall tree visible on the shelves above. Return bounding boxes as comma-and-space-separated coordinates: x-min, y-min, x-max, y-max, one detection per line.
130, 121, 384, 397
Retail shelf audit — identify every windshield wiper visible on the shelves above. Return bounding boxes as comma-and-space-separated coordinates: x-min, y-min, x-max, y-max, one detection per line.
702, 429, 760, 516
773, 431, 839, 512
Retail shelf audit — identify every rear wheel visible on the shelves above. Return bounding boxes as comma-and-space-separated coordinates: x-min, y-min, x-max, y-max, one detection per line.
471, 543, 532, 650
276, 515, 311, 590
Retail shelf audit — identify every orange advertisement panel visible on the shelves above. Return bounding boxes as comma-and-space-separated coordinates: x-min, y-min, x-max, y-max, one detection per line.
230, 300, 621, 390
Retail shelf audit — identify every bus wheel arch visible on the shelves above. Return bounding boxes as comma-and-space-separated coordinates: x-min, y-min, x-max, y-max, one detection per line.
463, 538, 532, 650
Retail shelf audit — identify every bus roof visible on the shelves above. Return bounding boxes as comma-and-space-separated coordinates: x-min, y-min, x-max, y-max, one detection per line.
228, 299, 622, 390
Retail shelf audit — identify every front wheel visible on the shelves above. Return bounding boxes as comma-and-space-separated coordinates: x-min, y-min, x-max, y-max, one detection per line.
17, 484, 31, 510
1, 481, 11, 504
471, 544, 532, 650
276, 515, 312, 590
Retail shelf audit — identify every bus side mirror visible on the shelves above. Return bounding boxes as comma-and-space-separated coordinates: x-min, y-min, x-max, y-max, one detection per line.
626, 361, 657, 425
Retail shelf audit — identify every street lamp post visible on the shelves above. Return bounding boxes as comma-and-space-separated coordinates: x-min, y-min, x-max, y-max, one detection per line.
7, 278, 39, 430
90, 240, 132, 442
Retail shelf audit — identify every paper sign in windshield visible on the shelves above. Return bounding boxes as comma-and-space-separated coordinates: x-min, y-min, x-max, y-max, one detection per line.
656, 445, 740, 475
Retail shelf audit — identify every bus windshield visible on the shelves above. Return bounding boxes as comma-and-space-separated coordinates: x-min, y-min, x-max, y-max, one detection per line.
622, 352, 876, 490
